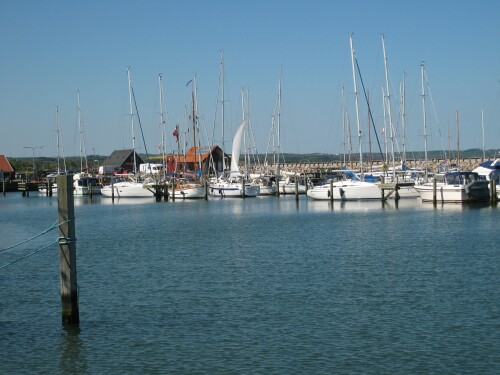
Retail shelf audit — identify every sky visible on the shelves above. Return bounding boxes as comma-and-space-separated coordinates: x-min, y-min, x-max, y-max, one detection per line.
1, 0, 499, 160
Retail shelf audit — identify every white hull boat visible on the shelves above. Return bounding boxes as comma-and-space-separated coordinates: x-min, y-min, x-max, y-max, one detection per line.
414, 171, 490, 203
101, 179, 154, 198
307, 179, 381, 201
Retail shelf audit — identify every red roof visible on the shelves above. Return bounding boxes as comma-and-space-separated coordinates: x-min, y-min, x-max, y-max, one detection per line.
175, 146, 224, 163
0, 155, 14, 173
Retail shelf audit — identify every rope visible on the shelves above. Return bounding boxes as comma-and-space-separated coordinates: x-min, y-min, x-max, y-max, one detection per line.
0, 220, 69, 253
0, 239, 58, 270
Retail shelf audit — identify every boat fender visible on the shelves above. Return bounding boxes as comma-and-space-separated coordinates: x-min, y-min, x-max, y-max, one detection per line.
327, 190, 331, 198
339, 187, 345, 198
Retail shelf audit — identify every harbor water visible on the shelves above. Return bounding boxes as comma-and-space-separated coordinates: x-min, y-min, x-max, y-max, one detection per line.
0, 194, 498, 374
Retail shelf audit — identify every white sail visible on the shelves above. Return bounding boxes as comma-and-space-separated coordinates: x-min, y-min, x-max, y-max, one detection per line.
230, 119, 247, 176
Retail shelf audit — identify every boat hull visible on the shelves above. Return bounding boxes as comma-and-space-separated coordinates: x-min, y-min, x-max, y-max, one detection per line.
209, 183, 260, 197
101, 182, 153, 198
415, 183, 490, 203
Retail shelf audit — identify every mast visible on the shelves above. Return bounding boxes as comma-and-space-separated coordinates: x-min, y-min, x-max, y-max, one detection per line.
127, 67, 137, 174
382, 35, 395, 179
367, 91, 372, 171
158, 74, 167, 180
77, 90, 87, 173
456, 110, 460, 165
349, 34, 363, 175
382, 86, 387, 165
56, 106, 61, 174
55, 106, 67, 174
220, 50, 226, 171
400, 72, 407, 169
481, 109, 485, 159
276, 66, 282, 177
421, 63, 428, 181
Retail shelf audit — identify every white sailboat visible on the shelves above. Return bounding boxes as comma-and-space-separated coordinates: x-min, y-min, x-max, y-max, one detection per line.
308, 35, 380, 201
73, 91, 101, 196
39, 106, 67, 195
209, 119, 260, 197
101, 68, 154, 198
170, 76, 206, 199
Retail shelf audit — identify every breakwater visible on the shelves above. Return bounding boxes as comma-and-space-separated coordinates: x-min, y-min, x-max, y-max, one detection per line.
253, 157, 489, 175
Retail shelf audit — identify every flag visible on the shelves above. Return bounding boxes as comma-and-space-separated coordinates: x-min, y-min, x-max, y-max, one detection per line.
186, 79, 193, 86
173, 127, 179, 141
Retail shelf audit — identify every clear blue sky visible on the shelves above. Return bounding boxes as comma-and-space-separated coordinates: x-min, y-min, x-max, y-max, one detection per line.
1, 0, 499, 160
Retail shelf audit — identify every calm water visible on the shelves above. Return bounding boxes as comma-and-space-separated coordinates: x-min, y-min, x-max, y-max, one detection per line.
0, 193, 498, 374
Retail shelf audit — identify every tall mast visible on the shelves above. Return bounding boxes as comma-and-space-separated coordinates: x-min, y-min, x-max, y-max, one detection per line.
220, 50, 226, 171
382, 86, 388, 164
350, 34, 363, 175
456, 110, 460, 165
481, 109, 485, 159
127, 67, 137, 174
190, 76, 202, 177
401, 72, 407, 169
276, 66, 282, 177
158, 73, 167, 180
56, 106, 61, 174
421, 63, 428, 181
382, 35, 395, 179
55, 106, 67, 174
77, 90, 87, 173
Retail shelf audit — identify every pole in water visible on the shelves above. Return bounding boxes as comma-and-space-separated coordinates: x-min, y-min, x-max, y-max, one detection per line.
432, 177, 437, 205
329, 179, 334, 202
57, 175, 80, 326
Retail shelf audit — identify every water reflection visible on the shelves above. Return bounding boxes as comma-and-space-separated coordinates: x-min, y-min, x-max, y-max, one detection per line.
59, 325, 89, 375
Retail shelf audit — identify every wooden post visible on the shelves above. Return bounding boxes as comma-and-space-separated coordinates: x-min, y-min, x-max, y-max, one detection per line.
163, 182, 168, 202
1, 169, 5, 196
171, 178, 176, 202
48, 180, 53, 197
57, 175, 79, 326
329, 179, 334, 202
491, 180, 496, 204
295, 178, 299, 201
111, 178, 115, 201
204, 179, 208, 200
432, 177, 437, 205
242, 178, 246, 198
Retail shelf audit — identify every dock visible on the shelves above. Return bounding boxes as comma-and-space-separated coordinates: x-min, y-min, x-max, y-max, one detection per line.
379, 182, 415, 201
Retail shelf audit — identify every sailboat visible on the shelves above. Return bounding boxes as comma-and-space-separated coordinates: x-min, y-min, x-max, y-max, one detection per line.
101, 68, 155, 198
209, 118, 260, 197
413, 66, 489, 203
73, 91, 101, 196
307, 35, 380, 201
39, 106, 67, 195
170, 76, 206, 199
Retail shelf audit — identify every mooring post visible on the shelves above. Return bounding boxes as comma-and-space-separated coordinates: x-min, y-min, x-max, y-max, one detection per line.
295, 178, 299, 201
491, 180, 496, 204
242, 178, 246, 198
57, 175, 79, 326
204, 179, 208, 200
163, 182, 168, 202
432, 177, 437, 205
111, 178, 115, 201
1, 169, 5, 196
329, 179, 334, 202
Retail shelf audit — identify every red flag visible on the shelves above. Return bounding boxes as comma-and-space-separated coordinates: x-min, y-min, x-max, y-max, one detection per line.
173, 127, 179, 140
